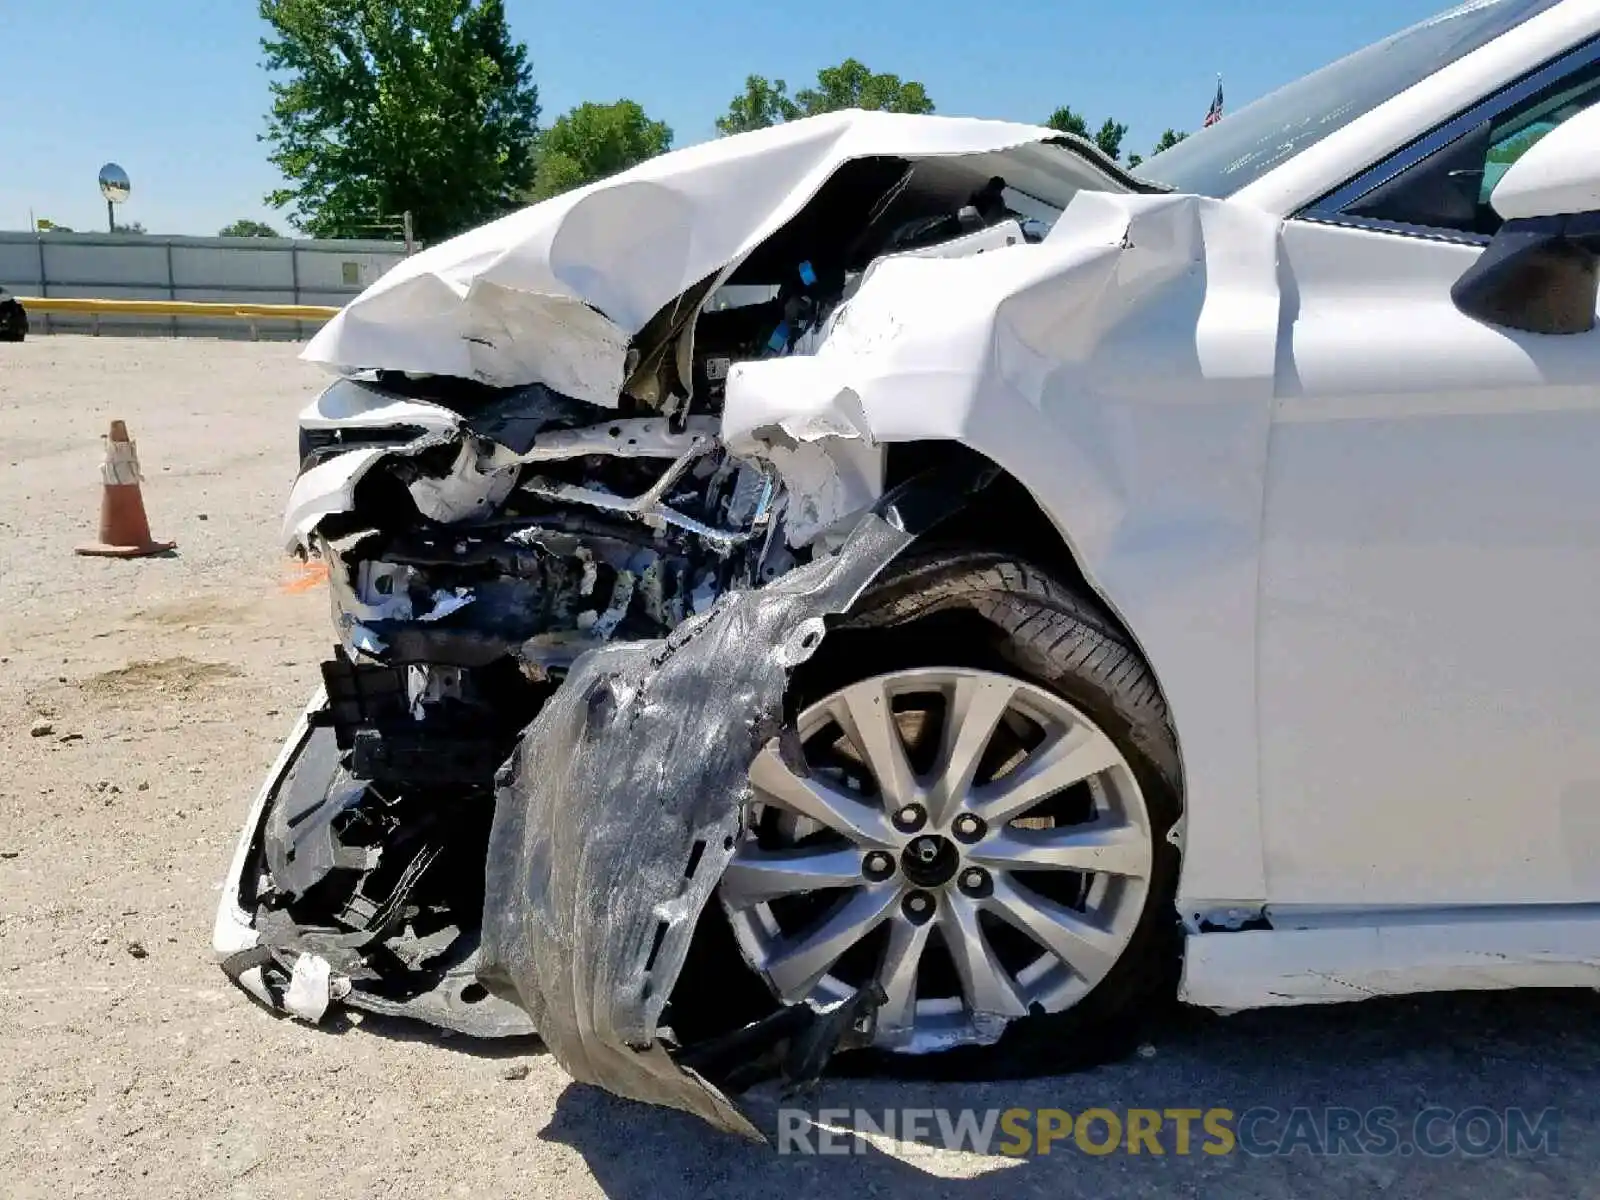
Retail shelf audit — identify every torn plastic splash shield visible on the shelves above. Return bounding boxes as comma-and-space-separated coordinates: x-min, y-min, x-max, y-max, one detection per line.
477, 465, 990, 1138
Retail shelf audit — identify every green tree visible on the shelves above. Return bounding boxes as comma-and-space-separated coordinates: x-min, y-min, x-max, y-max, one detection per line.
219, 219, 282, 237
795, 59, 934, 117
1045, 105, 1128, 162
529, 100, 673, 201
1092, 118, 1129, 163
113, 221, 147, 234
716, 76, 801, 135
1045, 105, 1090, 140
1151, 129, 1188, 155
716, 58, 933, 134
259, 0, 541, 242
1128, 129, 1188, 170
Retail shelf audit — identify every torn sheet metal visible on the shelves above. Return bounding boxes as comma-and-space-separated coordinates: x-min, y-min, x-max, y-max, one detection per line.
476, 469, 987, 1137
502, 415, 721, 465
750, 430, 884, 549
406, 441, 520, 524
283, 447, 390, 547
301, 376, 466, 438
724, 190, 1285, 908
283, 379, 590, 550
303, 111, 1134, 400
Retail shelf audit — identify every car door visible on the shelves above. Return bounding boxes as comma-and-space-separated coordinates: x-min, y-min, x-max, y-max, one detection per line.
1258, 43, 1600, 908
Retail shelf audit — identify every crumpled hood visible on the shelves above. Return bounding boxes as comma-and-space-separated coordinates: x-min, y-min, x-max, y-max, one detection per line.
302, 109, 1130, 404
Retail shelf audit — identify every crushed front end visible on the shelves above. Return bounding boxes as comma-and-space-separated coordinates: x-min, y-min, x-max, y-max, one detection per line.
218, 369, 817, 1039
214, 110, 1137, 1133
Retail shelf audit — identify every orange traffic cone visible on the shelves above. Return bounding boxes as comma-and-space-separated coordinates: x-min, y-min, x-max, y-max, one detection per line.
75, 421, 176, 558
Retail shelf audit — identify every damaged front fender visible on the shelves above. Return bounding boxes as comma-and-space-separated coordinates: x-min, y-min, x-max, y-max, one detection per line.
724, 190, 1285, 911
476, 466, 991, 1138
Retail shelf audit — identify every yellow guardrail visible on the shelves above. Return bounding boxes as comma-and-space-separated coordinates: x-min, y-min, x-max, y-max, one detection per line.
17, 297, 341, 320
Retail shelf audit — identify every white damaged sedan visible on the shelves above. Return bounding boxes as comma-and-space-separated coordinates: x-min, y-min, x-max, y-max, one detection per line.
217, 0, 1600, 1129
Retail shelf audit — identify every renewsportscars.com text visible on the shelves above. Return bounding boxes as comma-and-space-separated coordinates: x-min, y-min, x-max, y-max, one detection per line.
776, 1105, 1560, 1158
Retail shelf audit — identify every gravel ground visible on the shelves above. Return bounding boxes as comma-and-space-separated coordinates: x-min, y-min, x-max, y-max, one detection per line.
2, 335, 1598, 1199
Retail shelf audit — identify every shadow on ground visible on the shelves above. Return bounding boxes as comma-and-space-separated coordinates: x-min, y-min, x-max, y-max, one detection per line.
535, 988, 1600, 1199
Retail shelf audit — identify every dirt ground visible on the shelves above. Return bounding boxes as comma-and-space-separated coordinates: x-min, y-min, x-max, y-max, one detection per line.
3, 336, 1599, 1199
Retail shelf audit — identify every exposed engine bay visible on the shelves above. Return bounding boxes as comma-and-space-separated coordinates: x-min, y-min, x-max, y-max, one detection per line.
216, 118, 1137, 1124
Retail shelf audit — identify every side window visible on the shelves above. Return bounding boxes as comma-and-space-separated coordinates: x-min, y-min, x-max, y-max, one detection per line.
1341, 65, 1600, 237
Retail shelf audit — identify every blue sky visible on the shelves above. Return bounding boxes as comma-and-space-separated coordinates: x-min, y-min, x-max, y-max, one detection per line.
0, 0, 1453, 237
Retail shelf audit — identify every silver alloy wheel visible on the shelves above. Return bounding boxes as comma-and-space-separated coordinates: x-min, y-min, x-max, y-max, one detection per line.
721, 667, 1154, 1054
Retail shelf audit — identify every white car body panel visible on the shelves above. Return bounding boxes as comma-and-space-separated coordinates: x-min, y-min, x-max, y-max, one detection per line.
1259, 220, 1600, 907
214, 695, 324, 957
282, 449, 390, 546
282, 382, 490, 545
213, 694, 324, 1011
726, 190, 1284, 906
729, 4, 1600, 934
298, 377, 465, 436
1182, 907, 1600, 1009
233, 1, 1600, 1016
302, 111, 1127, 403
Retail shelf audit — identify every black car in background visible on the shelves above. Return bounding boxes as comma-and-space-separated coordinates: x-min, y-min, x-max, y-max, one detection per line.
0, 287, 27, 342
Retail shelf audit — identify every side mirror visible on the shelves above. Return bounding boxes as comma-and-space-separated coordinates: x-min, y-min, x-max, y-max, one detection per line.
1452, 102, 1600, 335
1489, 101, 1600, 222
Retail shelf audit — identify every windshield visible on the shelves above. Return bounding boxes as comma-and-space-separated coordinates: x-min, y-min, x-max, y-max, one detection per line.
1135, 0, 1568, 198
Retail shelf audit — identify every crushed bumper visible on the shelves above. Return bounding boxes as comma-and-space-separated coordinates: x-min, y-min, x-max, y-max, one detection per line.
218, 467, 988, 1136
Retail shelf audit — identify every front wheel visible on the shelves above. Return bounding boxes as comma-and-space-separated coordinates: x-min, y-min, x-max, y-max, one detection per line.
719, 554, 1183, 1075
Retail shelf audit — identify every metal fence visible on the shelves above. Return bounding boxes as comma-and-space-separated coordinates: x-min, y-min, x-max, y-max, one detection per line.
0, 230, 406, 339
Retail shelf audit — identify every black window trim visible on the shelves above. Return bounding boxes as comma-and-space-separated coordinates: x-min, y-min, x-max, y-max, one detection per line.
1296, 35, 1600, 246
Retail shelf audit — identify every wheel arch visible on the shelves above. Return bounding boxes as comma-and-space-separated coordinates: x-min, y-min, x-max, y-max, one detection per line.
882, 440, 1187, 794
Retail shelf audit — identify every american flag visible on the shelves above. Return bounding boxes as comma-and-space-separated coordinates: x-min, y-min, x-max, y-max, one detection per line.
1203, 76, 1224, 127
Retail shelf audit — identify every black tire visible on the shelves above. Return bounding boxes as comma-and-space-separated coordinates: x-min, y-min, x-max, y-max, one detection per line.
788, 549, 1185, 1080
0, 301, 27, 343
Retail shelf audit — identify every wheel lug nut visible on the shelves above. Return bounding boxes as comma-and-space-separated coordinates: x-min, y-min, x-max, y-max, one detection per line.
862, 851, 896, 881
902, 890, 936, 924
952, 813, 987, 843
893, 804, 927, 833
958, 867, 992, 898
